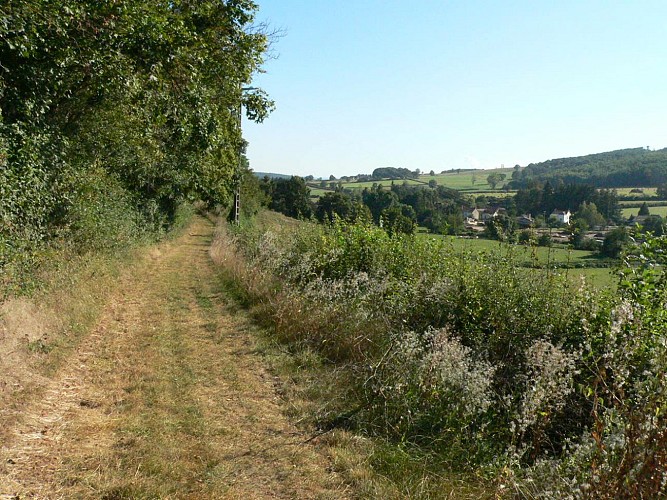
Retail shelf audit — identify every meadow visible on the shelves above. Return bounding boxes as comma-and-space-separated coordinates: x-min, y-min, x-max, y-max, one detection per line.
615, 187, 658, 198
621, 205, 667, 218
309, 167, 516, 195
423, 233, 615, 289
419, 167, 515, 191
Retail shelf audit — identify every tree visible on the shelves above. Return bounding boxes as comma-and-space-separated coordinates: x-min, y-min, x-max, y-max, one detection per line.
638, 202, 650, 216
642, 215, 665, 236
537, 233, 553, 247
362, 186, 399, 223
487, 173, 502, 189
315, 192, 370, 224
428, 179, 437, 188
484, 215, 517, 242
518, 229, 536, 245
657, 184, 667, 200
381, 205, 415, 236
575, 202, 606, 228
601, 227, 630, 258
1, 0, 275, 279
569, 218, 595, 250
262, 177, 313, 219
429, 170, 435, 176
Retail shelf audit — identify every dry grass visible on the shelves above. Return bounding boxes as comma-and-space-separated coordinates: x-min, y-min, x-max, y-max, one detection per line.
0, 245, 133, 453
210, 213, 495, 499
0, 217, 349, 498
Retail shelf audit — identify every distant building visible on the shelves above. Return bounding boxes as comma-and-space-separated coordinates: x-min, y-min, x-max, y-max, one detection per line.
463, 206, 508, 222
516, 214, 534, 228
550, 209, 571, 224
481, 207, 506, 221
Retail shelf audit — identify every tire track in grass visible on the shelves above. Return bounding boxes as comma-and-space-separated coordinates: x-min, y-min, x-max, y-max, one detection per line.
0, 217, 348, 499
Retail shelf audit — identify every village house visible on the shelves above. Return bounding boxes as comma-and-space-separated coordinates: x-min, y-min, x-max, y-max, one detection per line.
481, 207, 506, 221
550, 209, 571, 224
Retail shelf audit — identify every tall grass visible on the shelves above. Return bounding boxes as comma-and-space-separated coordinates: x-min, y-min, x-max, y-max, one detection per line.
213, 214, 667, 497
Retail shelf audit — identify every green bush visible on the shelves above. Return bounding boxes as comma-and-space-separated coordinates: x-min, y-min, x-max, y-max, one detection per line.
226, 217, 667, 494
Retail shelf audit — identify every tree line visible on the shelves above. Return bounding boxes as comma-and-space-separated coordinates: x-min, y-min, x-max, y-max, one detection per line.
510, 147, 667, 188
259, 176, 466, 236
1, 0, 273, 290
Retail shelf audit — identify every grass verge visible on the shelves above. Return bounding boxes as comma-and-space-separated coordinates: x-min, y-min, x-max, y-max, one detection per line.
209, 212, 494, 498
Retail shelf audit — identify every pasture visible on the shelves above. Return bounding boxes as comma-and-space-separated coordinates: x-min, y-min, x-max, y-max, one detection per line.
418, 167, 515, 191
307, 167, 517, 197
621, 205, 667, 218
615, 187, 658, 198
421, 233, 615, 289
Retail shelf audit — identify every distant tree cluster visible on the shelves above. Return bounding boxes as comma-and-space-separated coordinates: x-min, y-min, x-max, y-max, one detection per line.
260, 176, 466, 237
514, 182, 621, 222
259, 177, 312, 220
510, 147, 667, 188
371, 167, 420, 180
486, 172, 507, 189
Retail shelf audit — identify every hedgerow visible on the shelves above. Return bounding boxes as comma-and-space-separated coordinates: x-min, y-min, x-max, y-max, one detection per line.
1, 1, 273, 297
219, 216, 667, 497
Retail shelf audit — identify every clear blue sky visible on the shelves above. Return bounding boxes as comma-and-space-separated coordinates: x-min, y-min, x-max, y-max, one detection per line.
244, 0, 667, 179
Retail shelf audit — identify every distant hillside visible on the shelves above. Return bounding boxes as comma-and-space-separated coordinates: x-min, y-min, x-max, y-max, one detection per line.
512, 147, 667, 188
253, 171, 292, 180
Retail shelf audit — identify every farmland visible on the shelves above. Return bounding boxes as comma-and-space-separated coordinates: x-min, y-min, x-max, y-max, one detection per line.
309, 167, 516, 195
621, 205, 667, 218
422, 233, 615, 289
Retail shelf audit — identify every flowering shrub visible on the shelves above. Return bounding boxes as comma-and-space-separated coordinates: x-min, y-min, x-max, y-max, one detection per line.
219, 217, 667, 496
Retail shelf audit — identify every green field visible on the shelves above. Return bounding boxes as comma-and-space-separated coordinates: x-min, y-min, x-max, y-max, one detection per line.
615, 187, 658, 198
621, 205, 667, 218
424, 234, 601, 264
419, 167, 515, 191
308, 187, 331, 198
308, 167, 517, 197
420, 234, 614, 288
568, 266, 617, 289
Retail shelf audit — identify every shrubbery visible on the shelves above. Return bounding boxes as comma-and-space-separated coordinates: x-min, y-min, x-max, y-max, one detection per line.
1, 1, 272, 296
218, 215, 667, 497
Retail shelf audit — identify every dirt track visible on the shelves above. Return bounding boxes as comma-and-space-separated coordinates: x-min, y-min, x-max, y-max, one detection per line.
0, 217, 348, 499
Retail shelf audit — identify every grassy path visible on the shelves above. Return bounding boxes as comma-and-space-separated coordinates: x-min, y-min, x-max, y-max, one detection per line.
0, 217, 347, 498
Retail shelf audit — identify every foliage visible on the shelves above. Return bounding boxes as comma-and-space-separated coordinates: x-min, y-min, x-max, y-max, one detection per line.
223, 213, 667, 495
315, 191, 371, 224
483, 215, 517, 242
372, 166, 420, 180
515, 182, 620, 222
511, 231, 667, 497
380, 205, 416, 235
259, 176, 313, 219
487, 172, 506, 189
537, 233, 553, 247
641, 215, 665, 236
575, 202, 606, 228
601, 227, 630, 258
1, 0, 273, 293
511, 147, 667, 188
